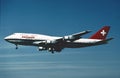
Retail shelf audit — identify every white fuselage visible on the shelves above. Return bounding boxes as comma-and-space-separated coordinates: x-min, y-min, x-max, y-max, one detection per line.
4, 33, 102, 48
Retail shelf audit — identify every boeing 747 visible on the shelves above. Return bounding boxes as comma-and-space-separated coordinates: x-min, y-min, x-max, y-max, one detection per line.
4, 26, 113, 53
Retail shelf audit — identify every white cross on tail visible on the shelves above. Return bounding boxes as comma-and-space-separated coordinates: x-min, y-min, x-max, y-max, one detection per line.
101, 30, 106, 36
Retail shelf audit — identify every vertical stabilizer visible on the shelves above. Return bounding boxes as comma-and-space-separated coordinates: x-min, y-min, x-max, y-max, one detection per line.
90, 26, 110, 40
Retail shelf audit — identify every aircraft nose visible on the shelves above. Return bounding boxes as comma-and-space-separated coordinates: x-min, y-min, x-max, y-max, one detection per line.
4, 36, 9, 41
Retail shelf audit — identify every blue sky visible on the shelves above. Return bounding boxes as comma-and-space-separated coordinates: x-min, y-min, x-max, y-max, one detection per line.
0, 0, 120, 78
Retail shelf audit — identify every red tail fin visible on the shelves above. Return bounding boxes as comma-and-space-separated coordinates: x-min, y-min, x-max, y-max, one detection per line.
90, 26, 110, 40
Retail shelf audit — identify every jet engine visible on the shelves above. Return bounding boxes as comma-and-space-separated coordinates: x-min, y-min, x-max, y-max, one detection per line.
38, 47, 47, 51
45, 40, 57, 44
63, 35, 79, 41
38, 40, 57, 45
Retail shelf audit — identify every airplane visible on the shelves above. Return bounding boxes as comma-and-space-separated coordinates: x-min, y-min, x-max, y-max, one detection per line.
4, 26, 113, 53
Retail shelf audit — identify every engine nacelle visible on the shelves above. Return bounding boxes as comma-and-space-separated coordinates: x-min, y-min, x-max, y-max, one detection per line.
38, 40, 57, 45
38, 47, 46, 51
46, 40, 57, 44
37, 41, 47, 44
63, 35, 76, 41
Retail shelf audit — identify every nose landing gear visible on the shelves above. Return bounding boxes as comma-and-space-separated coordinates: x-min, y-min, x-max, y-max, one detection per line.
15, 44, 18, 49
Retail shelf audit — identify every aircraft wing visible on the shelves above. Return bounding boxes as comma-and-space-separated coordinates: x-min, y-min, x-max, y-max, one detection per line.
33, 30, 91, 45
33, 30, 91, 52
71, 30, 91, 37
56, 30, 91, 42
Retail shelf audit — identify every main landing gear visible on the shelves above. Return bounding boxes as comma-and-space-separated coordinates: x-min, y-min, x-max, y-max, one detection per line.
48, 48, 54, 54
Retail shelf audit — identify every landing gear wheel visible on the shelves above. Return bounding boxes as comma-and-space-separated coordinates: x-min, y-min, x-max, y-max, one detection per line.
51, 51, 54, 54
